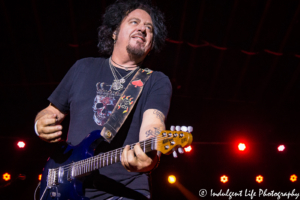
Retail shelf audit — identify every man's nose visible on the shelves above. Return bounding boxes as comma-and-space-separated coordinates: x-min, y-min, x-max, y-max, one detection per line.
137, 24, 146, 34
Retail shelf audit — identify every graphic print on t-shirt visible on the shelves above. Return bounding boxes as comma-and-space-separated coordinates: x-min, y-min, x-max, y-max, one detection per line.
92, 82, 123, 126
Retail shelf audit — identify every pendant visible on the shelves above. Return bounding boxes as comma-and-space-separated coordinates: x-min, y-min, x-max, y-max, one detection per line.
120, 78, 125, 84
112, 80, 123, 91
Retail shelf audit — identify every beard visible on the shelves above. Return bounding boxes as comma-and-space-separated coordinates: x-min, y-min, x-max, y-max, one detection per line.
126, 42, 145, 57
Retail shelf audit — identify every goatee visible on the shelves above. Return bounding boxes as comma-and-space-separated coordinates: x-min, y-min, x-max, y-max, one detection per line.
126, 44, 145, 57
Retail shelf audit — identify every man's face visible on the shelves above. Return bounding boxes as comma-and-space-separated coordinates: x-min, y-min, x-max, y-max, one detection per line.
114, 9, 154, 57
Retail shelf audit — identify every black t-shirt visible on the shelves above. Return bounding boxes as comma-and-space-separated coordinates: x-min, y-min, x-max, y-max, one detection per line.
48, 57, 172, 199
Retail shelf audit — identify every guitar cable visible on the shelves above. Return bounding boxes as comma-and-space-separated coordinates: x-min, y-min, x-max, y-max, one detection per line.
34, 182, 40, 200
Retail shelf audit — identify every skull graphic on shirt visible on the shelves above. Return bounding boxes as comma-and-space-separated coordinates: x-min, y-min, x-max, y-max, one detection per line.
92, 82, 118, 126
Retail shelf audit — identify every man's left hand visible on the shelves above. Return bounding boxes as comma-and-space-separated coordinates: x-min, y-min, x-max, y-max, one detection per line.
121, 143, 158, 172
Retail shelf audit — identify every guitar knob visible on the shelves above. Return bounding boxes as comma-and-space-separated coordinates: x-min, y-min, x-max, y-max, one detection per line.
175, 126, 181, 131
181, 126, 187, 132
172, 150, 178, 158
170, 125, 175, 131
188, 126, 193, 133
178, 147, 184, 154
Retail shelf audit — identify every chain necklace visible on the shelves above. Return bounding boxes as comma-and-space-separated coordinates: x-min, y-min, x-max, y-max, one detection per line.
111, 58, 138, 71
109, 57, 139, 91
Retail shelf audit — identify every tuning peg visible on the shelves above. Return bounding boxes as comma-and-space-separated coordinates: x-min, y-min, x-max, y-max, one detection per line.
170, 125, 175, 131
188, 126, 193, 133
181, 126, 187, 132
172, 150, 178, 158
175, 126, 181, 131
178, 147, 184, 154
157, 151, 161, 157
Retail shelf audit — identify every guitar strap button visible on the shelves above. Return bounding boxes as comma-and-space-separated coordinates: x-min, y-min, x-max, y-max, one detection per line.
105, 130, 112, 138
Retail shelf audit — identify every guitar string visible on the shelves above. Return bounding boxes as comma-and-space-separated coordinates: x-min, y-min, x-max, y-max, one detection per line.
49, 133, 188, 176
48, 136, 183, 175
50, 143, 154, 177
56, 137, 158, 172
52, 134, 186, 174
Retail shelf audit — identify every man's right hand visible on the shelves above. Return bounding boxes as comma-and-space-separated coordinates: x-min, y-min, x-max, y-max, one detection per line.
36, 113, 63, 143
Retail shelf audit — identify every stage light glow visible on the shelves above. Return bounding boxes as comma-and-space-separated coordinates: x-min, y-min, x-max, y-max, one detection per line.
184, 146, 192, 152
290, 174, 297, 182
168, 175, 176, 184
3, 173, 11, 181
238, 143, 246, 151
17, 141, 25, 148
278, 145, 285, 152
39, 174, 42, 181
220, 175, 228, 183
256, 175, 263, 183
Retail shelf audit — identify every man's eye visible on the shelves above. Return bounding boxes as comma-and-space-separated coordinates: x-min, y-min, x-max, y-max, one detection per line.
131, 21, 137, 24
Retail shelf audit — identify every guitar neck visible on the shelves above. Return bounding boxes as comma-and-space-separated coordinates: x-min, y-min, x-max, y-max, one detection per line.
70, 137, 156, 177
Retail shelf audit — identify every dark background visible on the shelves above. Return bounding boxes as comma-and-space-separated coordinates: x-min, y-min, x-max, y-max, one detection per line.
1, 0, 300, 199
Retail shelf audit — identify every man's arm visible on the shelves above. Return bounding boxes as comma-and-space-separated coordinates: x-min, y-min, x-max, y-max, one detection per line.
121, 108, 165, 172
35, 103, 67, 143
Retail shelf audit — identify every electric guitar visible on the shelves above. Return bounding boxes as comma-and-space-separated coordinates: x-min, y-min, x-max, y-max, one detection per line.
39, 127, 193, 200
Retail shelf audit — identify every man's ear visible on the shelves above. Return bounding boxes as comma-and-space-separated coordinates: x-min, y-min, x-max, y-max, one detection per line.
112, 31, 117, 40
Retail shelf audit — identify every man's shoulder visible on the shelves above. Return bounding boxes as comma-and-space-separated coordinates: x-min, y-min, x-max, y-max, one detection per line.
75, 57, 106, 66
147, 70, 170, 82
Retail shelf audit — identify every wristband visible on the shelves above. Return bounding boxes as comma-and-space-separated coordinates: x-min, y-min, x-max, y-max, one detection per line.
34, 120, 40, 136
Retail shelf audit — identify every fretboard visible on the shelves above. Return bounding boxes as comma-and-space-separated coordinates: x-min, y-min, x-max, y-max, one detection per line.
67, 137, 156, 177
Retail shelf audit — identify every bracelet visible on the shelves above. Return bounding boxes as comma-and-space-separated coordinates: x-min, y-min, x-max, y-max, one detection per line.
34, 120, 40, 136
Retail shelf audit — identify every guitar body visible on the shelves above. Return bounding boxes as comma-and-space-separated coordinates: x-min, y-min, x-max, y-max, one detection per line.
40, 130, 103, 200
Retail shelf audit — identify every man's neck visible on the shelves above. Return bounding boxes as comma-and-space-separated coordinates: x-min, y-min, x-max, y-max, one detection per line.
111, 51, 145, 70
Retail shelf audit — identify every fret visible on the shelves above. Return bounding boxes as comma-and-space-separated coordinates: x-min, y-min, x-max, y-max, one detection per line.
96, 157, 98, 169
106, 153, 109, 166
100, 155, 102, 168
111, 151, 113, 164
120, 149, 122, 161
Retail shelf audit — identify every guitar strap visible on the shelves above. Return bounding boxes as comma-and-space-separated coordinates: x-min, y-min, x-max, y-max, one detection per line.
100, 68, 153, 143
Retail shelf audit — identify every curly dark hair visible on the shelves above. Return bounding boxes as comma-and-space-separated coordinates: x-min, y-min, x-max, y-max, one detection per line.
97, 0, 167, 58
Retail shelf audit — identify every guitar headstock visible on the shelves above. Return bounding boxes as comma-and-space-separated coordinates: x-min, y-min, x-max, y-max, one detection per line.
155, 127, 193, 155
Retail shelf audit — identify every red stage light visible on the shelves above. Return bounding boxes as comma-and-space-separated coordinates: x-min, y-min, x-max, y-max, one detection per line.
278, 145, 285, 152
220, 175, 228, 183
184, 146, 192, 152
256, 175, 263, 183
238, 143, 246, 151
3, 173, 11, 181
38, 174, 42, 181
17, 141, 25, 148
290, 174, 297, 182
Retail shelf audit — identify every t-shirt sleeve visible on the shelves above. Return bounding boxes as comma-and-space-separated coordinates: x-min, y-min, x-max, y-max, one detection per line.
47, 60, 81, 113
143, 72, 172, 118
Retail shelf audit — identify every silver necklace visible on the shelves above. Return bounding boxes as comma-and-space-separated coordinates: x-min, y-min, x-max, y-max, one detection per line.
109, 57, 139, 91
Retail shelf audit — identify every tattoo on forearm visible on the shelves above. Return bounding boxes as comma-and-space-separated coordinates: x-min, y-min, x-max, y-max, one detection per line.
145, 127, 162, 137
153, 110, 165, 123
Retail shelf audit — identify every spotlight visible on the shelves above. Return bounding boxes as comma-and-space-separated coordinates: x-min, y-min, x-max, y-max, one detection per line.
17, 141, 25, 148
238, 143, 246, 151
256, 175, 263, 183
39, 174, 42, 181
3, 173, 11, 181
277, 145, 285, 152
184, 146, 192, 152
290, 174, 297, 182
168, 175, 176, 184
220, 175, 228, 183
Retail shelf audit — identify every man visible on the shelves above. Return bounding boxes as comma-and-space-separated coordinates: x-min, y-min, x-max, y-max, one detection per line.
35, 0, 171, 199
